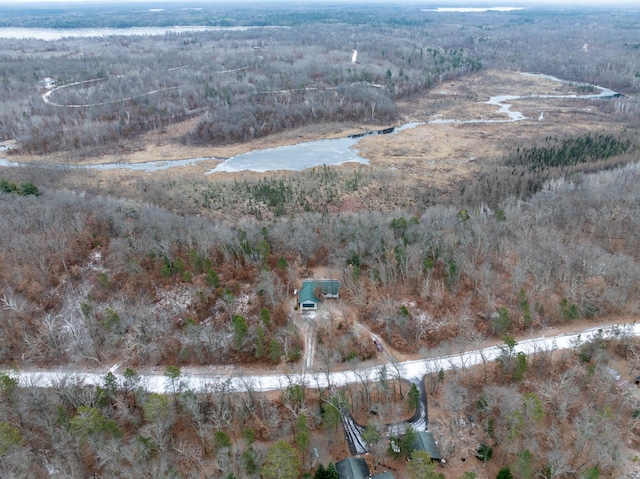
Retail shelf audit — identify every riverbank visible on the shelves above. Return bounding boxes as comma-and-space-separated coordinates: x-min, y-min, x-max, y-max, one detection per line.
3, 70, 624, 178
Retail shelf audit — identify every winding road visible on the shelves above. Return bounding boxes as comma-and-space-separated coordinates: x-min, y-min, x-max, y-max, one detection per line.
42, 76, 180, 108
4, 322, 637, 454
7, 322, 635, 393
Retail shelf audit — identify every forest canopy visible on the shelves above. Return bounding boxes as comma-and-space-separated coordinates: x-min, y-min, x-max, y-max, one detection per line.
0, 3, 640, 478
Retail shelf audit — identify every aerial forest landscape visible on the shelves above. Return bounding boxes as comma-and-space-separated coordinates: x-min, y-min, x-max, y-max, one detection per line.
1, 1, 640, 478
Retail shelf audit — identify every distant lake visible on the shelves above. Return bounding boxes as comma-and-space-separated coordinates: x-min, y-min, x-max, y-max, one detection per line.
422, 7, 525, 13
0, 26, 258, 40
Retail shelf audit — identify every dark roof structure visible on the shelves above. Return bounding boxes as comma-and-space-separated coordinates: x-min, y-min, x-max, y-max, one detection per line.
372, 472, 395, 479
336, 457, 370, 479
335, 457, 395, 479
412, 430, 443, 461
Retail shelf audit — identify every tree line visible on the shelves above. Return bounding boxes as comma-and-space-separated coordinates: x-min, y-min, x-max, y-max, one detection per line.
457, 132, 638, 208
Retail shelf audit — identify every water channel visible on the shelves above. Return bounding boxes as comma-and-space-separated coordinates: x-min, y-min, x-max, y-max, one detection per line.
0, 73, 619, 173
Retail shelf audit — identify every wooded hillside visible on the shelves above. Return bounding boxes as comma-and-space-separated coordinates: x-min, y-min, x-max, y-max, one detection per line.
1, 3, 640, 478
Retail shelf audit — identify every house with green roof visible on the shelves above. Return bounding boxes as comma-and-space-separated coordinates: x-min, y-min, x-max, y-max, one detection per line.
371, 472, 394, 479
411, 430, 443, 462
298, 279, 340, 310
336, 457, 369, 479
335, 457, 394, 479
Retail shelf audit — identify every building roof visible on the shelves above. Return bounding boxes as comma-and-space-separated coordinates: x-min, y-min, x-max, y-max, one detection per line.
298, 279, 340, 304
336, 457, 370, 479
412, 430, 442, 461
372, 472, 395, 479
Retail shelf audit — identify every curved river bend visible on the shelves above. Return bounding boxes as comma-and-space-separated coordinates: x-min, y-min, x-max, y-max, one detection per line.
0, 73, 619, 173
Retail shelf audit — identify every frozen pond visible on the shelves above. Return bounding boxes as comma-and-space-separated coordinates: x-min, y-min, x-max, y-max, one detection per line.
0, 74, 619, 174
207, 137, 365, 174
207, 124, 420, 174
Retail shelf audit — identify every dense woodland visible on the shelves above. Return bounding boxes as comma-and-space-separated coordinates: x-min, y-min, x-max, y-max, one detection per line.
1, 160, 639, 366
2, 4, 640, 156
1, 2, 640, 479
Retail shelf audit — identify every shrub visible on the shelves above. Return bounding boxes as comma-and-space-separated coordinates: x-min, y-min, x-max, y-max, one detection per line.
19, 182, 40, 196
496, 467, 513, 479
476, 444, 493, 463
0, 178, 40, 196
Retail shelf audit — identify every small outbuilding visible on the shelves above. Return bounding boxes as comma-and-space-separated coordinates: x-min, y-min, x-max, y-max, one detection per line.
298, 279, 339, 310
411, 430, 443, 462
372, 472, 395, 479
335, 457, 394, 479
336, 458, 369, 479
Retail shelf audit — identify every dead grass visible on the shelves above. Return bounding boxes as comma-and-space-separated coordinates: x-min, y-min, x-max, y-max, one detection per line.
8, 69, 628, 212
359, 69, 625, 188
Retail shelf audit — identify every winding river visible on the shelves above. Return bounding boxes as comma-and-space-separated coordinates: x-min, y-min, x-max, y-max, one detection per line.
0, 73, 619, 173
0, 156, 219, 172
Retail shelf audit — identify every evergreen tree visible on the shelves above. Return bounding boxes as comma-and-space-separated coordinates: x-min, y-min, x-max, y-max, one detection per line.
314, 464, 328, 479
326, 462, 339, 479
261, 440, 300, 479
496, 466, 513, 479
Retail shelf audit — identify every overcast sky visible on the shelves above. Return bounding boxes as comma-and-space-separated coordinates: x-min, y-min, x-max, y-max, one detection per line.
0, 0, 639, 4
0, 0, 639, 7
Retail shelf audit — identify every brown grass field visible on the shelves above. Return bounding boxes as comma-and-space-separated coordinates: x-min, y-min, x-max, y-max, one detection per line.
9, 69, 625, 193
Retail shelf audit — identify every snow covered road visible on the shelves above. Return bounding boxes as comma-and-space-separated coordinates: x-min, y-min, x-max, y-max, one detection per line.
4, 323, 637, 394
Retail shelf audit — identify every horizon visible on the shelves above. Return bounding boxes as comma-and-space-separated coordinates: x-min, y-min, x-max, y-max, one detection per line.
0, 0, 639, 6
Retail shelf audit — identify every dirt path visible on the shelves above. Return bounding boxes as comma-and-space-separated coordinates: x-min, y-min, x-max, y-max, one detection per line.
295, 312, 318, 373
352, 321, 399, 365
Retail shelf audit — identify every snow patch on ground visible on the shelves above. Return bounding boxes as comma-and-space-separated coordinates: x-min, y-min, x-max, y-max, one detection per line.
43, 282, 97, 362
153, 286, 193, 314
88, 251, 107, 272
234, 293, 253, 316
415, 311, 430, 324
